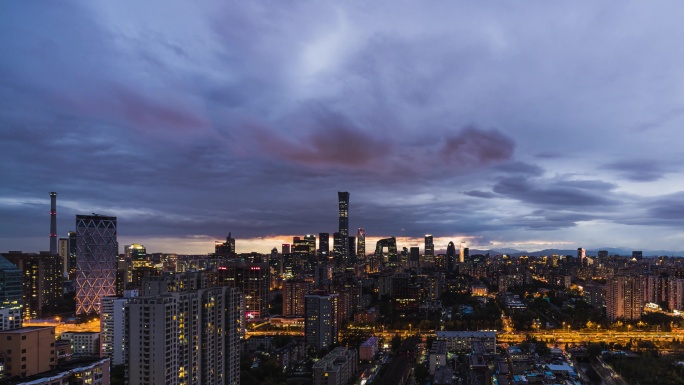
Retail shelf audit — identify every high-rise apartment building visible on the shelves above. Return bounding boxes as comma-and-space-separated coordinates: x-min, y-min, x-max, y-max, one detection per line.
3, 251, 61, 319
356, 229, 365, 260
283, 279, 312, 317
75, 214, 118, 315
0, 255, 22, 330
100, 290, 138, 365
305, 293, 339, 352
127, 284, 240, 385
425, 235, 434, 258
338, 192, 350, 261
459, 241, 466, 263
606, 275, 642, 321
58, 231, 77, 280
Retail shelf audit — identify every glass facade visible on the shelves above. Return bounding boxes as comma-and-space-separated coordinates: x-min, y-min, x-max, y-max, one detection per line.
75, 214, 118, 315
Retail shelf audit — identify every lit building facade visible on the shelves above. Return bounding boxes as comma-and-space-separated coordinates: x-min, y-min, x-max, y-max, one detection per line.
305, 293, 339, 352
2, 251, 61, 320
318, 233, 329, 260
356, 229, 365, 260
283, 279, 312, 317
0, 255, 22, 330
127, 285, 241, 385
606, 275, 642, 321
217, 260, 269, 320
75, 214, 118, 315
424, 235, 434, 258
337, 192, 350, 262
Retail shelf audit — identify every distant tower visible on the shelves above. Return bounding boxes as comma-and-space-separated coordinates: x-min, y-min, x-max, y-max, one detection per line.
318, 233, 330, 260
424, 235, 434, 258
459, 241, 466, 263
357, 228, 365, 260
446, 241, 456, 271
49, 192, 57, 254
338, 192, 350, 261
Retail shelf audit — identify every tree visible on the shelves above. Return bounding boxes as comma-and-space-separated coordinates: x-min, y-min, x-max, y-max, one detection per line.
391, 334, 402, 351
414, 363, 430, 385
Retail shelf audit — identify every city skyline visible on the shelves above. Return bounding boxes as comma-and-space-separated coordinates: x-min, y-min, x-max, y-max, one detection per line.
3, 2, 684, 254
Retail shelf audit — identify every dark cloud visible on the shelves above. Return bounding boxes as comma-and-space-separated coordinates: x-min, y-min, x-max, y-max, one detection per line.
3, 2, 684, 253
439, 127, 515, 167
493, 177, 617, 207
257, 111, 387, 168
601, 159, 674, 182
462, 190, 497, 199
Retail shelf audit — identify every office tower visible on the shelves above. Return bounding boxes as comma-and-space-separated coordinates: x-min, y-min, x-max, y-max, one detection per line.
338, 192, 350, 261
0, 255, 22, 330
333, 232, 342, 261
283, 279, 312, 316
282, 244, 291, 255
356, 229, 365, 260
293, 235, 316, 256
50, 192, 57, 254
606, 275, 643, 321
425, 235, 434, 258
374, 237, 398, 265
3, 251, 61, 319
632, 251, 643, 260
0, 326, 55, 377
127, 284, 240, 385
215, 233, 236, 257
305, 293, 339, 352
75, 214, 118, 315
125, 244, 147, 260
217, 260, 269, 320
459, 241, 466, 263
409, 247, 420, 268
348, 237, 356, 260
577, 248, 586, 261
318, 233, 330, 260
446, 242, 456, 271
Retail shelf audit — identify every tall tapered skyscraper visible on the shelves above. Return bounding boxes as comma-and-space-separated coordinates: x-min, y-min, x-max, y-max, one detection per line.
75, 214, 118, 315
338, 192, 350, 261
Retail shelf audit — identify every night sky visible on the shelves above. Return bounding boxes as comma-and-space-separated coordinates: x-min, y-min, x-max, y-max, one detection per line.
3, 2, 684, 255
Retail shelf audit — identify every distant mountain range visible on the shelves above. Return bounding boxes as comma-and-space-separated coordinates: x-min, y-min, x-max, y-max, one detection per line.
465, 248, 684, 258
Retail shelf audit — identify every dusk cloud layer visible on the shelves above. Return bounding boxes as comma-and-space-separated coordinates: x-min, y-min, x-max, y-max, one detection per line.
2, 1, 684, 254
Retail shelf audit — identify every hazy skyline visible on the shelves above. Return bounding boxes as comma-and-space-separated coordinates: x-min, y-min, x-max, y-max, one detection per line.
3, 2, 684, 254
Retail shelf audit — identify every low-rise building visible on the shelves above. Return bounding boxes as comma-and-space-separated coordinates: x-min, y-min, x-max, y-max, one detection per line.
313, 347, 358, 385
435, 331, 496, 353
59, 332, 100, 356
428, 340, 447, 374
359, 336, 378, 361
